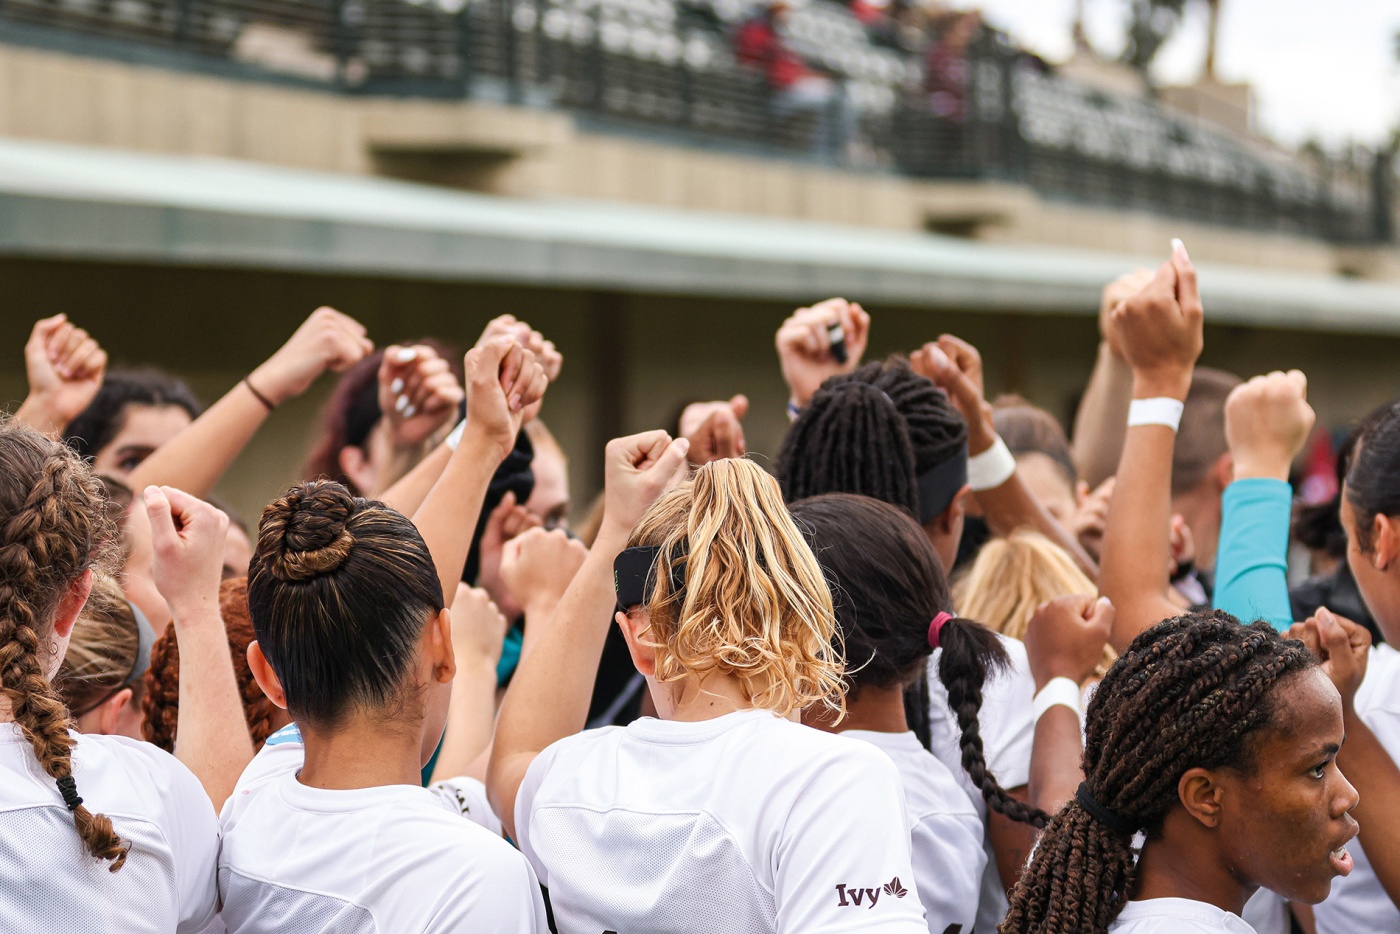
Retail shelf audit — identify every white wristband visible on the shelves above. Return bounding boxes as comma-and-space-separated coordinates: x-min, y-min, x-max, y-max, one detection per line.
1127, 397, 1185, 432
1032, 676, 1081, 724
966, 435, 1017, 491
444, 419, 466, 451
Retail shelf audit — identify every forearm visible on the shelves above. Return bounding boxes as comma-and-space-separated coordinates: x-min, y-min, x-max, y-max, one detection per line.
381, 443, 452, 518
173, 609, 255, 809
1027, 707, 1083, 814
976, 474, 1098, 580
13, 396, 66, 436
1213, 479, 1294, 629
519, 596, 563, 662
430, 655, 500, 784
1071, 343, 1133, 488
128, 383, 269, 498
987, 797, 1037, 897
414, 435, 498, 605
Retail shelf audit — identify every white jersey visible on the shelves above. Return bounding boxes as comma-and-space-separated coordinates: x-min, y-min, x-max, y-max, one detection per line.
844, 730, 984, 934
218, 724, 547, 934
1315, 643, 1400, 934
1109, 897, 1257, 933
516, 708, 928, 933
0, 722, 219, 932
926, 632, 1036, 932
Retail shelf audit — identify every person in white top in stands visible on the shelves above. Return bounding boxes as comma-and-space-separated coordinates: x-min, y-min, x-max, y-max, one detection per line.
220, 339, 551, 934
1289, 400, 1400, 934
0, 421, 220, 932
792, 493, 1114, 934
489, 442, 927, 933
1001, 612, 1359, 934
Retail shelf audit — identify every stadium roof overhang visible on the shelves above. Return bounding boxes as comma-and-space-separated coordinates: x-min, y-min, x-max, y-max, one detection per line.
1, 136, 1398, 332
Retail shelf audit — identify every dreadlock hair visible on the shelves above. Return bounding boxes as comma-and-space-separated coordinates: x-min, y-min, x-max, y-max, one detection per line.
0, 419, 129, 869
776, 358, 970, 752
143, 577, 282, 753
791, 493, 1048, 828
1001, 611, 1316, 934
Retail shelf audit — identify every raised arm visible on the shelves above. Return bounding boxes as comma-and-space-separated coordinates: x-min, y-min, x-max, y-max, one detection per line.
127, 307, 372, 498
1071, 270, 1153, 487
1098, 245, 1203, 651
14, 314, 107, 436
912, 335, 1097, 579
501, 526, 589, 662
1214, 371, 1314, 629
429, 583, 512, 784
143, 485, 253, 810
488, 430, 690, 840
776, 298, 870, 413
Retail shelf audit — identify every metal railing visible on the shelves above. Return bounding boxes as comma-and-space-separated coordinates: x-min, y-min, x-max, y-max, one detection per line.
0, 0, 1389, 242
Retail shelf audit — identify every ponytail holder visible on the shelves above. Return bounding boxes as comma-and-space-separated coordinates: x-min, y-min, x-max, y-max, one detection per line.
1075, 782, 1137, 837
56, 776, 83, 812
928, 612, 954, 650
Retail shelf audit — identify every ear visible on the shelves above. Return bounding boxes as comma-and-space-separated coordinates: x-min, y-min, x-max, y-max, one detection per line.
96, 687, 134, 736
1075, 480, 1091, 508
1178, 766, 1225, 828
1370, 514, 1400, 572
938, 485, 970, 535
426, 608, 456, 685
616, 610, 657, 677
1212, 452, 1234, 491
337, 445, 374, 495
53, 569, 94, 639
247, 641, 289, 710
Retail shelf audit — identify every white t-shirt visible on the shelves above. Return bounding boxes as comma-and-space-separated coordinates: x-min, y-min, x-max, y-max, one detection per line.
516, 708, 928, 933
1314, 642, 1400, 934
1110, 897, 1257, 932
844, 730, 984, 934
926, 632, 1036, 932
218, 724, 547, 933
0, 722, 219, 932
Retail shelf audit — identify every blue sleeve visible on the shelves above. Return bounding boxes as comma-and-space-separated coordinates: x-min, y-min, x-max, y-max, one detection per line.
1213, 478, 1294, 630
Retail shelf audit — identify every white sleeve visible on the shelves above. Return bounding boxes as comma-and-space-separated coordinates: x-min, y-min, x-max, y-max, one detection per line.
512, 743, 561, 885
160, 757, 221, 934
423, 847, 551, 934
772, 746, 929, 933
909, 812, 984, 934
978, 637, 1036, 791
428, 776, 504, 836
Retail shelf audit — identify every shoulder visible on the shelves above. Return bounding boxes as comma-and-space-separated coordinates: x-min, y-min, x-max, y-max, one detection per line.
71, 732, 211, 814
427, 776, 503, 836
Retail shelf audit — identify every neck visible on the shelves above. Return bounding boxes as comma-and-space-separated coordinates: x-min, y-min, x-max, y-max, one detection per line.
1173, 489, 1221, 572
297, 713, 425, 791
655, 671, 759, 722
806, 683, 908, 734
1132, 818, 1253, 916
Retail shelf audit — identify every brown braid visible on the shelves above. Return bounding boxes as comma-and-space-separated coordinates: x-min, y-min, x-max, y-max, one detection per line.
142, 577, 280, 753
999, 611, 1314, 934
0, 420, 128, 869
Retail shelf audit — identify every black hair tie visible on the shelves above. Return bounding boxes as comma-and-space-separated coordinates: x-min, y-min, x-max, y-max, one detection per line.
56, 776, 84, 812
1075, 782, 1136, 837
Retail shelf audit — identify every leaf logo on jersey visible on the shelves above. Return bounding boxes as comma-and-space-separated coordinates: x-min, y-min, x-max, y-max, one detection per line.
835, 877, 907, 909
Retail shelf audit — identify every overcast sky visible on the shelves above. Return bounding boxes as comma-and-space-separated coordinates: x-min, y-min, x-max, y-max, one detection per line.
948, 0, 1399, 149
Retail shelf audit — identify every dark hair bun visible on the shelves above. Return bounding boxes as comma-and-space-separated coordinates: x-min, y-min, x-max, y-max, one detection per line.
257, 481, 357, 582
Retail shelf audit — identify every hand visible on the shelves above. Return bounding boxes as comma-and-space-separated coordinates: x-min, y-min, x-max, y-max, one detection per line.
473, 316, 560, 423
1072, 477, 1114, 561
460, 339, 548, 463
1098, 269, 1154, 360
679, 395, 749, 465
143, 485, 229, 625
476, 492, 543, 621
1287, 607, 1370, 711
1024, 595, 1115, 689
1110, 243, 1203, 399
501, 527, 589, 618
776, 298, 870, 409
910, 334, 995, 453
449, 583, 512, 670
1225, 370, 1315, 482
378, 345, 465, 448
249, 307, 374, 406
20, 314, 108, 430
599, 431, 692, 542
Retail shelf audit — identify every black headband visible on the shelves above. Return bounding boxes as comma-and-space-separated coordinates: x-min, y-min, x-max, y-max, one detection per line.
614, 545, 687, 610
916, 444, 969, 524
1075, 782, 1139, 837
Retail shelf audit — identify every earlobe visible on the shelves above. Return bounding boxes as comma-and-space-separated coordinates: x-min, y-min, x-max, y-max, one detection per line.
1215, 452, 1234, 491
1178, 768, 1224, 828
247, 642, 290, 710
433, 609, 456, 684
337, 445, 374, 494
1374, 516, 1399, 572
53, 569, 95, 639
616, 611, 657, 677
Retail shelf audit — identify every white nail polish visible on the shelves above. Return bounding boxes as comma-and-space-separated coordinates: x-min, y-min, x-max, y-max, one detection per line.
395, 348, 417, 363
1171, 238, 1187, 258
404, 405, 416, 418
394, 394, 409, 413
390, 378, 404, 395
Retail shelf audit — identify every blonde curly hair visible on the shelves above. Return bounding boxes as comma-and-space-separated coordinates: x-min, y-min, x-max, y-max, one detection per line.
625, 458, 845, 718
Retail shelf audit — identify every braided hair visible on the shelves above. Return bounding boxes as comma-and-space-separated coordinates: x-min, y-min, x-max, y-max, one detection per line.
1001, 612, 1316, 934
142, 577, 281, 753
0, 419, 128, 869
791, 493, 1049, 829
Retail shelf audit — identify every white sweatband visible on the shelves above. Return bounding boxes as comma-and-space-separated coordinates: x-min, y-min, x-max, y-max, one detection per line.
1033, 677, 1082, 724
1127, 397, 1185, 431
444, 419, 466, 451
966, 435, 1017, 491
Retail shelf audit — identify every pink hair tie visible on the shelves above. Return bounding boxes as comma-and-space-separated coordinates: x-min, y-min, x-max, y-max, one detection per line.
928, 612, 954, 650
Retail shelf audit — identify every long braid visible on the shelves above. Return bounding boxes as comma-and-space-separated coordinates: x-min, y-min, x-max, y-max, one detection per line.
0, 421, 127, 869
1000, 611, 1315, 934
